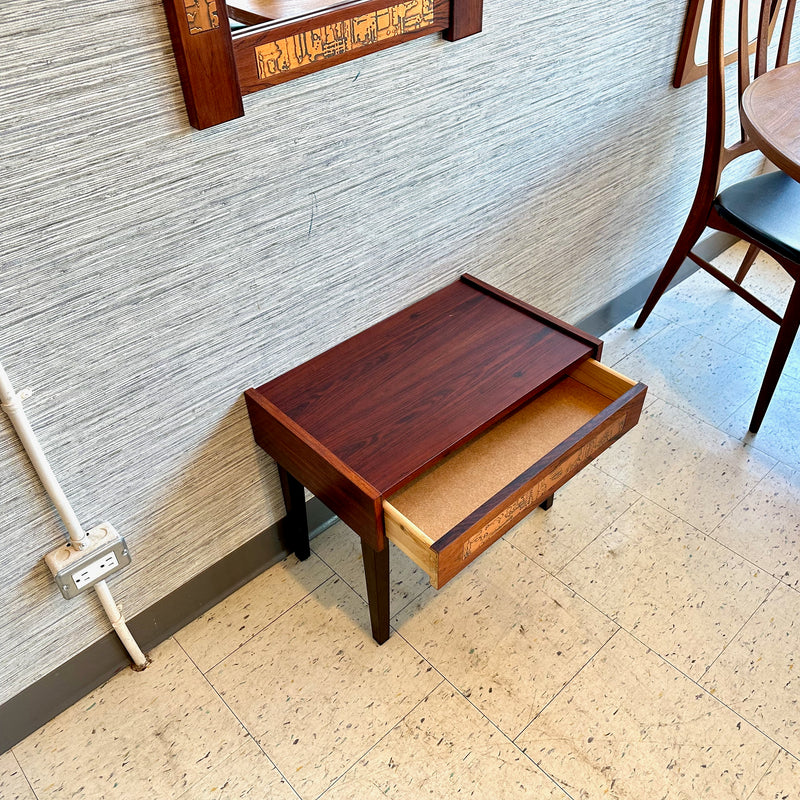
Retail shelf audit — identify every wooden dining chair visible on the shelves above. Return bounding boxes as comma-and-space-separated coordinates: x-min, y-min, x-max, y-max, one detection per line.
635, 0, 800, 432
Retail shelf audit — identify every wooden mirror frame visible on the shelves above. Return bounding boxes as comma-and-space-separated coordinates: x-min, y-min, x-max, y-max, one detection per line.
162, 0, 483, 129
674, 0, 780, 87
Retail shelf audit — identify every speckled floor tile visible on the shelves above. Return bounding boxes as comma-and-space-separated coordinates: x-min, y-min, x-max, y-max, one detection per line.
517, 630, 779, 799
177, 736, 299, 800
559, 497, 776, 679
720, 372, 800, 471
0, 751, 34, 800
320, 683, 569, 799
599, 311, 672, 367
725, 314, 800, 383
393, 539, 617, 739
207, 577, 442, 800
175, 552, 333, 672
312, 519, 430, 615
749, 751, 800, 799
504, 464, 639, 574
644, 247, 765, 345
729, 247, 795, 309
702, 583, 800, 754
13, 638, 249, 800
717, 250, 800, 401
710, 463, 800, 590
594, 397, 776, 533
613, 322, 767, 427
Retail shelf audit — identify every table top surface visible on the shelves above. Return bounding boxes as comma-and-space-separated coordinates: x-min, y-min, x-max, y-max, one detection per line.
254, 276, 598, 495
741, 62, 800, 182
227, 0, 333, 23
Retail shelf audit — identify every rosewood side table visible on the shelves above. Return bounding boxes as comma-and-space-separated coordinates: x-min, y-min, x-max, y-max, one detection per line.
246, 275, 646, 643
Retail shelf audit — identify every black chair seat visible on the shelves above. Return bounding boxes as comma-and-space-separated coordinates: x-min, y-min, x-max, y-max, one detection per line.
714, 170, 800, 263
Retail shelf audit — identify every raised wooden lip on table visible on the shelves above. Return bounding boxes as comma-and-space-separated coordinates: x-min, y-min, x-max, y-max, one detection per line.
245, 275, 647, 643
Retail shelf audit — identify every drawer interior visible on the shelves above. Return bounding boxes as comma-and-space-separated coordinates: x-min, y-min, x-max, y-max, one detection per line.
383, 359, 636, 577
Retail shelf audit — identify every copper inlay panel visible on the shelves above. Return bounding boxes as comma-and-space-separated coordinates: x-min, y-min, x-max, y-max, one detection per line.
185, 0, 221, 34
254, 0, 434, 79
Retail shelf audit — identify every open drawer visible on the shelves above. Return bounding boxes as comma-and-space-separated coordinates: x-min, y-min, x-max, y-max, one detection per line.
383, 358, 647, 588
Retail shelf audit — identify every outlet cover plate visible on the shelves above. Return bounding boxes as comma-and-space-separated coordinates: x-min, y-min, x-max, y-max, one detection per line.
45, 523, 131, 599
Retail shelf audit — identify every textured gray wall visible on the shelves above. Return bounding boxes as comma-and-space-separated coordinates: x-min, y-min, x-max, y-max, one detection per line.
0, 0, 769, 704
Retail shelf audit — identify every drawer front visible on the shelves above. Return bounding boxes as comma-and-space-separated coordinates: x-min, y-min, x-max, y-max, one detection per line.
384, 376, 646, 589
435, 390, 642, 586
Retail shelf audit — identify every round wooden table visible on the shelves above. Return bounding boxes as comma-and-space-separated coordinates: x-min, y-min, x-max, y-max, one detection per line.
740, 61, 800, 182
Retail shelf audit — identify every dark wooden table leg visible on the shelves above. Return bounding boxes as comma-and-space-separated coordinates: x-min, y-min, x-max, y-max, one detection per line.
539, 492, 555, 510
278, 465, 311, 560
361, 541, 390, 644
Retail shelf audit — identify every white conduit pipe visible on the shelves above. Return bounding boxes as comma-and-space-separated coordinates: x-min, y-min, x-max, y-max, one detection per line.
0, 363, 87, 550
94, 580, 147, 668
0, 360, 147, 669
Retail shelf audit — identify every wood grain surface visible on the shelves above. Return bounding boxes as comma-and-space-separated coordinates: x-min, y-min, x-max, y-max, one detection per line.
255, 278, 594, 494
227, 0, 333, 24
741, 61, 800, 181
161, 0, 244, 128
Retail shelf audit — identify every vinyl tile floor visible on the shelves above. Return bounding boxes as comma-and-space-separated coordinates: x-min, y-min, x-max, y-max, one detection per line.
4, 243, 800, 799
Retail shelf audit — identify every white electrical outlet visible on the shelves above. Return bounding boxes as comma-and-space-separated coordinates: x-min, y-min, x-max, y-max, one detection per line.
45, 523, 131, 598
72, 551, 120, 590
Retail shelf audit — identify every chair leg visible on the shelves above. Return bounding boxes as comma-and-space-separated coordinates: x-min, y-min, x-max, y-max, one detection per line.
734, 243, 760, 285
749, 281, 800, 433
635, 217, 706, 329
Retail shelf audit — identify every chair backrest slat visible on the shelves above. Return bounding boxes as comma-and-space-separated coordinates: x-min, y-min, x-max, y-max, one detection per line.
753, 0, 775, 77
777, 0, 797, 64
706, 0, 796, 175
738, 0, 753, 95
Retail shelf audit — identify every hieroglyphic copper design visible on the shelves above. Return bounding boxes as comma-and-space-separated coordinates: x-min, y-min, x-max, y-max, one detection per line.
254, 0, 434, 79
184, 0, 220, 34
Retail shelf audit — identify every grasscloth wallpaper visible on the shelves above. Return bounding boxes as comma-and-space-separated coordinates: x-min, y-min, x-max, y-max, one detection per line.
0, 0, 768, 705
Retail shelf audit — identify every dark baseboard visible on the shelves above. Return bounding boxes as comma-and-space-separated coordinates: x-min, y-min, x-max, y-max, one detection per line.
0, 498, 336, 755
0, 232, 739, 755
576, 232, 738, 336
